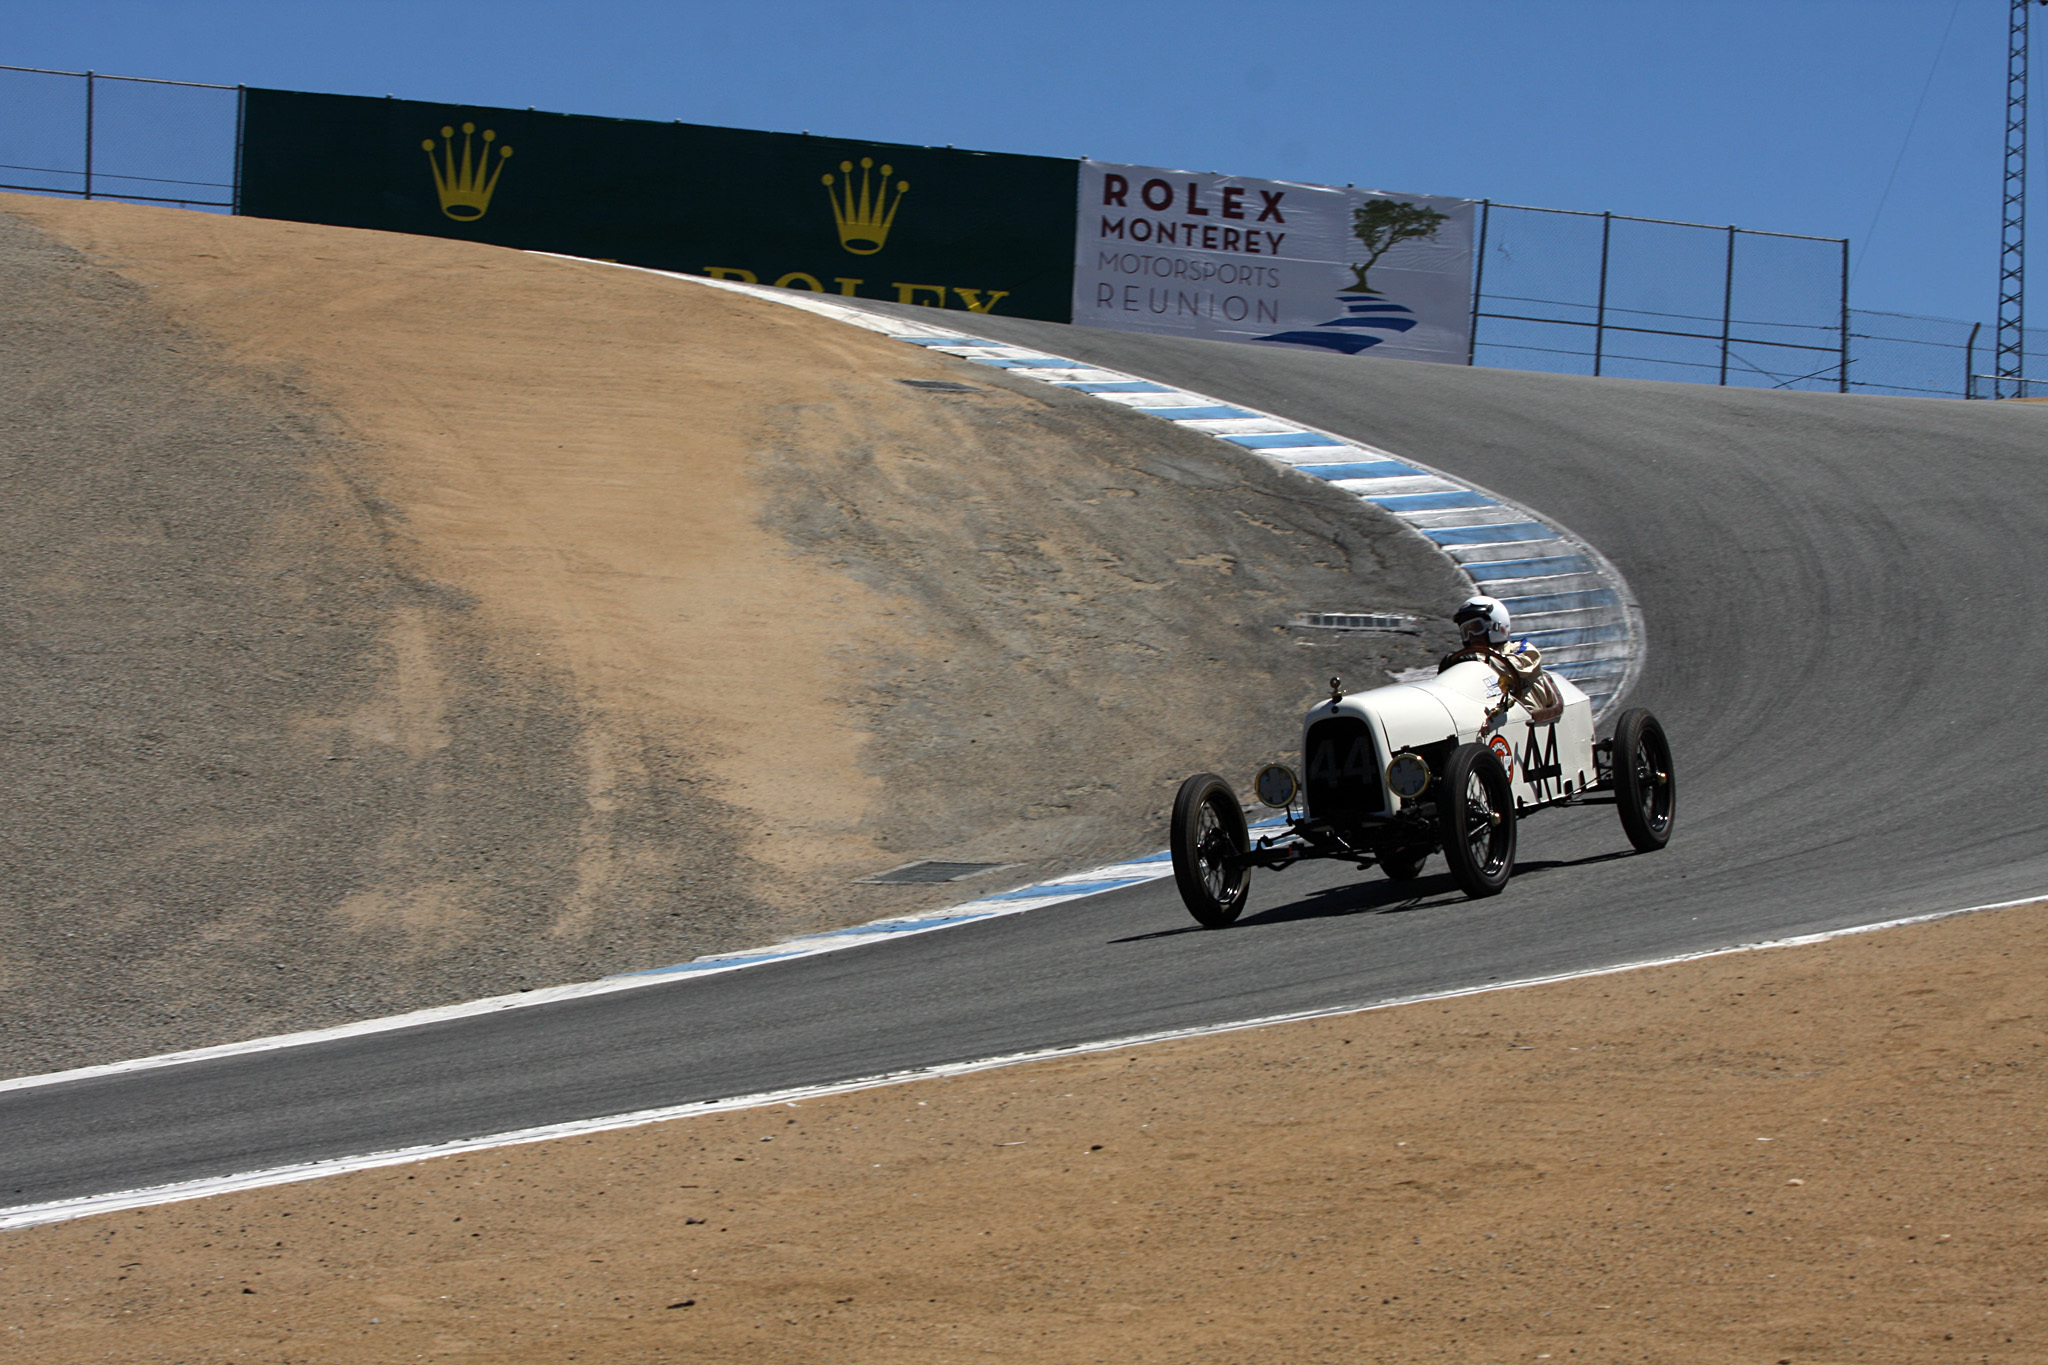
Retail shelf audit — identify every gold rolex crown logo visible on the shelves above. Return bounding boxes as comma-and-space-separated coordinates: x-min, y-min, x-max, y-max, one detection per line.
422, 121, 513, 221
821, 157, 908, 255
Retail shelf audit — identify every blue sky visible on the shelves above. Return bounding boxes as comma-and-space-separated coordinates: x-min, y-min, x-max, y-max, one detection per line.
3, 0, 2034, 326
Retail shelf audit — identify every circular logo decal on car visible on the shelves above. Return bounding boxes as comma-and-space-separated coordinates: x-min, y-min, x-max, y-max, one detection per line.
1488, 734, 1516, 781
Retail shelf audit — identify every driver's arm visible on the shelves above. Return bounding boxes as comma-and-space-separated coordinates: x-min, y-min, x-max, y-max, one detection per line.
1522, 687, 1565, 726
1504, 642, 1565, 724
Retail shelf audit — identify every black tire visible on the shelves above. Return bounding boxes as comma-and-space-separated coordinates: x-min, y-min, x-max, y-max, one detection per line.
1438, 743, 1516, 898
1375, 841, 1430, 882
1170, 773, 1251, 928
1611, 708, 1675, 852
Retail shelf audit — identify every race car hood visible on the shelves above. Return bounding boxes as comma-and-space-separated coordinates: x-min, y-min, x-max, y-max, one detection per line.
1306, 661, 1501, 751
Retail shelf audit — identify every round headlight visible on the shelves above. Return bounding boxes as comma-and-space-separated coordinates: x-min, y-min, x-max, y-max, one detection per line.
1386, 752, 1432, 800
1254, 763, 1299, 808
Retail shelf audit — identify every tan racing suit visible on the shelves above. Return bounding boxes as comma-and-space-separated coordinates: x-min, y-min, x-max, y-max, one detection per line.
1438, 639, 1565, 725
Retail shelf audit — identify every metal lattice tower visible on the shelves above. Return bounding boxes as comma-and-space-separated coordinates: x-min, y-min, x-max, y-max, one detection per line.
1998, 1, 2039, 396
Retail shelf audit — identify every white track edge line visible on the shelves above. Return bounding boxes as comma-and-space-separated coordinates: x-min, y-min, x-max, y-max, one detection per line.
0, 863, 1176, 1099
5, 891, 2039, 1232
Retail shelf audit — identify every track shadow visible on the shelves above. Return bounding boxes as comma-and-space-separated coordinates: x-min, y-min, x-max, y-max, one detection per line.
1114, 845, 1644, 942
1510, 849, 1635, 876
1110, 871, 1466, 943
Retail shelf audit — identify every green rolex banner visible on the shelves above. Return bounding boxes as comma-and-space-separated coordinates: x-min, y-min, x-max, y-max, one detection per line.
237, 88, 1077, 321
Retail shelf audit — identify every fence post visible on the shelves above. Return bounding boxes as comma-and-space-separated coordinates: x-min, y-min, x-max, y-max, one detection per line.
1966, 320, 1982, 398
1838, 238, 1851, 393
233, 85, 246, 214
82, 70, 94, 200
1718, 225, 1736, 386
1467, 199, 1490, 366
1594, 210, 1612, 377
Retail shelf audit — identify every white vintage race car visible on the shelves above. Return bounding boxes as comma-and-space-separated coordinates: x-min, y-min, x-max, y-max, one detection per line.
1168, 659, 1675, 927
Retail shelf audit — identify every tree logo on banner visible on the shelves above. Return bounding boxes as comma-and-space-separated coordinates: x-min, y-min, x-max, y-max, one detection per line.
822, 157, 910, 255
1255, 196, 1445, 355
1346, 200, 1448, 294
422, 122, 513, 222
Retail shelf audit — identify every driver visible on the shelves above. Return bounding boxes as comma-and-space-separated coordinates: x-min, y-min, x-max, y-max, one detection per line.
1439, 594, 1564, 725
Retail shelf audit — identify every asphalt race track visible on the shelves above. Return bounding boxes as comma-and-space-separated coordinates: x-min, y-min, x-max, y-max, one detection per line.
6, 310, 2046, 1211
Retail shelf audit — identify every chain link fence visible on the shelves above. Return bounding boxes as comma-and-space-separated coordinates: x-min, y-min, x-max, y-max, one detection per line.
0, 64, 238, 209
1845, 309, 2047, 399
1470, 203, 1851, 392
2, 63, 2038, 400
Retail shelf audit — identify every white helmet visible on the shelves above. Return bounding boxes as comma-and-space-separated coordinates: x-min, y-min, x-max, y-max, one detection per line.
1453, 594, 1511, 646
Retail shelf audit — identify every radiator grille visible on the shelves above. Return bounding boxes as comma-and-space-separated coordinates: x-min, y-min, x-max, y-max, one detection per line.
1304, 717, 1384, 821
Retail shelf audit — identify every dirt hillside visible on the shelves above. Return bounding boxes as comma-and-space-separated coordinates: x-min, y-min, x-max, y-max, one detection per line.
0, 195, 1462, 1075
4, 900, 2040, 1364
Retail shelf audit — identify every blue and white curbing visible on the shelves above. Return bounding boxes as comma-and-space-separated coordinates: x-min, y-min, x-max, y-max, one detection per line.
891, 328, 1643, 711
620, 848, 1179, 979
617, 815, 1283, 980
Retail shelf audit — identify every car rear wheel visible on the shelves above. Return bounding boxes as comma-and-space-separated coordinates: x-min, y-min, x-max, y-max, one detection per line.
1170, 773, 1251, 928
1611, 708, 1675, 852
1438, 743, 1516, 898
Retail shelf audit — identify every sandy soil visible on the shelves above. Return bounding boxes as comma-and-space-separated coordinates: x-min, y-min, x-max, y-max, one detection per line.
4, 901, 2040, 1363
0, 195, 1459, 1074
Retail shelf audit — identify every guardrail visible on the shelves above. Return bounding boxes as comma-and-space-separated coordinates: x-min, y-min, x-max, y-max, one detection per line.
1970, 372, 2048, 398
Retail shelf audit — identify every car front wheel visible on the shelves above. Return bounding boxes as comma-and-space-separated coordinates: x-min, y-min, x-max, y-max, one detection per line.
1170, 773, 1251, 928
1438, 743, 1516, 898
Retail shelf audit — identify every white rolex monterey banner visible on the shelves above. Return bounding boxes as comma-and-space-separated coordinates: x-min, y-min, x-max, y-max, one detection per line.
1072, 160, 1477, 365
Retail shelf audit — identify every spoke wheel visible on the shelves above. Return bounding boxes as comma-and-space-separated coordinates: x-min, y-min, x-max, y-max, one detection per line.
1170, 773, 1251, 928
1611, 708, 1676, 852
1438, 743, 1516, 898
